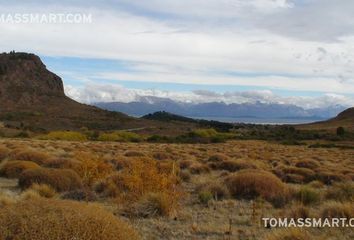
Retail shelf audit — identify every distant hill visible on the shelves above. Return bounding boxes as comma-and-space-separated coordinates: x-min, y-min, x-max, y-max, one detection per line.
142, 111, 234, 131
0, 51, 145, 131
298, 107, 354, 131
94, 96, 346, 121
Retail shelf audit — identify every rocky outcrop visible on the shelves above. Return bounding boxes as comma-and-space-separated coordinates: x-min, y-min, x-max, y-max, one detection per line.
0, 52, 142, 131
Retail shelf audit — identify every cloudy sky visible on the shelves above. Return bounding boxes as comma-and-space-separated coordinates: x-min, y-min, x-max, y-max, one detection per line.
1, 0, 354, 108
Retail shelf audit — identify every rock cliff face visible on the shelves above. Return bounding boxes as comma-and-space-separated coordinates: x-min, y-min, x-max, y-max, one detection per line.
0, 52, 65, 109
0, 52, 142, 131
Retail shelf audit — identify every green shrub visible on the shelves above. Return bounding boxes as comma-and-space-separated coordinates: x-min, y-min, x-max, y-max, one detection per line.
295, 186, 321, 205
198, 191, 213, 204
192, 128, 218, 138
38, 131, 87, 141
98, 131, 142, 142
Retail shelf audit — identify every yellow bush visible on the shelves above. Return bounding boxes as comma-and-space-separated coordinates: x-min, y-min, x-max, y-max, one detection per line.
0, 198, 140, 240
98, 131, 142, 142
38, 131, 87, 141
73, 152, 113, 186
192, 128, 218, 138
98, 157, 183, 213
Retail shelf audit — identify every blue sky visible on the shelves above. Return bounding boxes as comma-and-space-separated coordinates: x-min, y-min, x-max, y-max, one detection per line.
1, 0, 354, 108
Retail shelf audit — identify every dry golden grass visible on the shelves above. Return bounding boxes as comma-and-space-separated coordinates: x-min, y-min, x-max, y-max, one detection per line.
0, 139, 352, 239
265, 228, 313, 240
19, 168, 83, 192
0, 198, 140, 240
0, 160, 41, 178
320, 201, 354, 219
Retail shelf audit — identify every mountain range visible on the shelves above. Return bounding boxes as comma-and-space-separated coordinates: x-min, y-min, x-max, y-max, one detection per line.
94, 96, 346, 122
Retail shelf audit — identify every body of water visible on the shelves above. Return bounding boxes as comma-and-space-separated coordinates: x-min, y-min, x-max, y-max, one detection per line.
187, 116, 325, 125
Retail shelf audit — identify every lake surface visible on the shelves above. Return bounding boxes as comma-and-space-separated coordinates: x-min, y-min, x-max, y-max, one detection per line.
187, 116, 325, 125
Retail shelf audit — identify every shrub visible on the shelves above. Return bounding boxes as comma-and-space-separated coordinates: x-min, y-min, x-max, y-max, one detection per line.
0, 146, 9, 161
336, 126, 345, 136
295, 186, 321, 206
38, 131, 87, 141
152, 151, 171, 160
308, 180, 324, 188
275, 166, 315, 183
320, 201, 353, 219
9, 149, 50, 165
97, 158, 183, 211
208, 154, 229, 162
264, 228, 312, 240
179, 160, 193, 169
325, 181, 354, 202
180, 170, 191, 182
73, 152, 113, 186
295, 159, 320, 170
0, 198, 140, 240
44, 158, 81, 169
198, 191, 213, 204
288, 205, 311, 219
28, 184, 57, 198
198, 181, 229, 201
124, 151, 145, 157
0, 160, 41, 178
189, 163, 210, 174
61, 189, 98, 202
0, 193, 15, 207
192, 128, 218, 138
98, 131, 142, 142
209, 159, 257, 172
315, 171, 347, 185
128, 192, 175, 217
224, 170, 289, 207
19, 168, 83, 192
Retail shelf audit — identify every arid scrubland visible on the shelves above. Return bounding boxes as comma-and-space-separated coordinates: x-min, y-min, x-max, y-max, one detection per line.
0, 139, 352, 240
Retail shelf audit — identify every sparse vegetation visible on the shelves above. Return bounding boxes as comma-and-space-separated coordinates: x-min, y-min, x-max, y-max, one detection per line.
0, 137, 352, 240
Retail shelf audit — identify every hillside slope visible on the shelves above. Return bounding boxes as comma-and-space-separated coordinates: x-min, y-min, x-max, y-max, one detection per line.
298, 107, 354, 131
0, 52, 145, 131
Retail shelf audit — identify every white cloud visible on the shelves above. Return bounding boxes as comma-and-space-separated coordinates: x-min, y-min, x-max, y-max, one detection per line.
65, 83, 354, 109
0, 0, 354, 97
